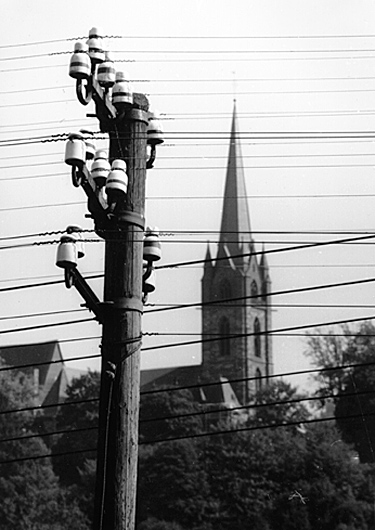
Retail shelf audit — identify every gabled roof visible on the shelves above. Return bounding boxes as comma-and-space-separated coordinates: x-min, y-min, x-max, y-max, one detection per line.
0, 341, 63, 382
0, 340, 67, 408
218, 101, 253, 266
201, 377, 241, 408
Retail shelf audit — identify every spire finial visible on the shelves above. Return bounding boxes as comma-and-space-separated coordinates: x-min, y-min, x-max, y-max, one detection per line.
232, 70, 237, 101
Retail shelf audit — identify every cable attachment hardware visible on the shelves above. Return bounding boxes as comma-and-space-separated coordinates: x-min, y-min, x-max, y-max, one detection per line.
105, 361, 117, 380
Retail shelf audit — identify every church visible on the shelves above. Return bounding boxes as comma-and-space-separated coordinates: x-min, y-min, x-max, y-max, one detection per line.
141, 102, 273, 406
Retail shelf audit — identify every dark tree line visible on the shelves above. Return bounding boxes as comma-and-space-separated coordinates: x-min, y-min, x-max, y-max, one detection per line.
2, 322, 375, 530
306, 321, 375, 463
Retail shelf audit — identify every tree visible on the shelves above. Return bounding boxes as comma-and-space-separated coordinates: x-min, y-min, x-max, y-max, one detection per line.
139, 388, 204, 443
305, 325, 350, 395
0, 366, 90, 529
251, 380, 310, 428
305, 322, 375, 463
137, 401, 375, 530
138, 519, 184, 530
138, 440, 213, 528
52, 370, 99, 486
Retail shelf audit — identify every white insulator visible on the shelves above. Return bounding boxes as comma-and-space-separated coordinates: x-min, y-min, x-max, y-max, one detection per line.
112, 71, 133, 108
69, 42, 91, 80
56, 237, 78, 269
143, 226, 161, 261
147, 111, 164, 145
87, 27, 105, 64
65, 133, 86, 168
91, 150, 111, 188
105, 159, 128, 198
97, 51, 116, 88
66, 226, 85, 259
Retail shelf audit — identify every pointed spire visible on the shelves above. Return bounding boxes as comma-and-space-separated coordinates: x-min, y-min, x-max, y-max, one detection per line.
204, 241, 213, 268
260, 243, 269, 271
218, 101, 252, 264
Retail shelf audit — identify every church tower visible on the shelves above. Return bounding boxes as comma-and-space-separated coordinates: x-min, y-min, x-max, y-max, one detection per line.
201, 102, 273, 404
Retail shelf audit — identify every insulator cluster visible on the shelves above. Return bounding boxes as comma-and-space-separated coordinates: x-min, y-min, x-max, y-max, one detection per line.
68, 27, 164, 146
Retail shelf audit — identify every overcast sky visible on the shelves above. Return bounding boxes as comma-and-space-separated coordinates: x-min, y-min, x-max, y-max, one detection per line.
1, 0, 375, 390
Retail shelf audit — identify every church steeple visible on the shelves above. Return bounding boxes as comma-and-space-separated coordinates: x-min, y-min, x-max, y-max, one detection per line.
201, 102, 273, 404
218, 101, 253, 263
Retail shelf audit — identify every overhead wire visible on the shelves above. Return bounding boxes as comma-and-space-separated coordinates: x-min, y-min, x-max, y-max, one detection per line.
2, 76, 375, 99
1, 386, 374, 450
156, 233, 375, 270
1, 359, 375, 415
0, 308, 87, 321
2, 112, 375, 136
0, 317, 98, 336
4, 301, 375, 325
1, 410, 375, 465
3, 54, 375, 74
2, 33, 375, 51
2, 151, 375, 172
5, 46, 375, 62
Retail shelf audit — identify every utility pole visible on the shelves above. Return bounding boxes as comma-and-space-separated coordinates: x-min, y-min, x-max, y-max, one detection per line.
94, 101, 148, 530
55, 28, 163, 530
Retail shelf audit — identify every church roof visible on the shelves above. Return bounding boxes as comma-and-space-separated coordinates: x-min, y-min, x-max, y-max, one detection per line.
218, 101, 253, 265
0, 340, 67, 409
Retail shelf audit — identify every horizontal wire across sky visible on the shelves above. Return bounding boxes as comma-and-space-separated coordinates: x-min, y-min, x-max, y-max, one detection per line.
2, 24, 375, 432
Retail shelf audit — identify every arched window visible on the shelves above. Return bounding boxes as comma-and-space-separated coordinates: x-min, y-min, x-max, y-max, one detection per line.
254, 318, 261, 357
219, 317, 231, 356
251, 280, 258, 303
255, 368, 262, 393
220, 279, 232, 301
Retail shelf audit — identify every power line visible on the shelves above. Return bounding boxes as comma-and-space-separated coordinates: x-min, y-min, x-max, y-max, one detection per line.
2, 110, 375, 134
1, 358, 375, 419
2, 228, 375, 242
3, 53, 375, 74
1, 387, 373, 448
141, 360, 375, 397
140, 315, 375, 354
1, 135, 372, 147
0, 425, 97, 445
2, 34, 375, 51
0, 273, 102, 293
2, 76, 375, 98
8, 47, 375, 62
141, 410, 375, 446
0, 200, 85, 212
2, 130, 375, 142
5, 234, 375, 250
0, 308, 86, 321
3, 151, 375, 171
5, 48, 373, 62
0, 410, 374, 465
0, 317, 97, 336
141, 388, 375, 425
4, 301, 375, 325
3, 84, 375, 107
157, 233, 375, 270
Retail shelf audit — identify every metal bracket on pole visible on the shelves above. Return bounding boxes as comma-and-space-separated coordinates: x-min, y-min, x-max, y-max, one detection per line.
65, 267, 104, 323
146, 144, 156, 169
73, 165, 109, 230
116, 211, 145, 230
76, 78, 93, 106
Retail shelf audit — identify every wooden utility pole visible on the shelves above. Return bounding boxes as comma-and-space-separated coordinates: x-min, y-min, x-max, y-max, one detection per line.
60, 30, 162, 530
93, 102, 149, 530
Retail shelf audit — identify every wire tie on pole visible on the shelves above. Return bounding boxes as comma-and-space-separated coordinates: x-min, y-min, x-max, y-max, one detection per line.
100, 297, 144, 313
